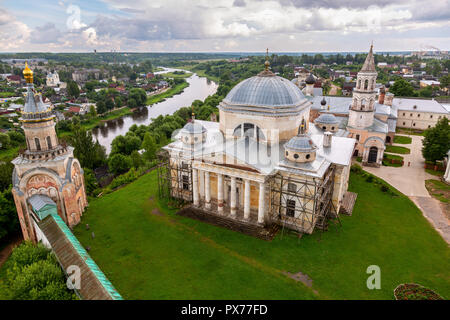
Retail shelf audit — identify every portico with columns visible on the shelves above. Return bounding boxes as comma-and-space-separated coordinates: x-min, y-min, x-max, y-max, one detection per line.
191, 162, 268, 225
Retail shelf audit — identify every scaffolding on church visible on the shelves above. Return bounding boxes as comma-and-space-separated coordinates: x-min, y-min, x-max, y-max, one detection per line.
269, 165, 339, 235
157, 149, 193, 208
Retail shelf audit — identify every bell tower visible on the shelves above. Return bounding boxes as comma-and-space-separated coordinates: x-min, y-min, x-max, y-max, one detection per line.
11, 63, 88, 243
348, 44, 378, 129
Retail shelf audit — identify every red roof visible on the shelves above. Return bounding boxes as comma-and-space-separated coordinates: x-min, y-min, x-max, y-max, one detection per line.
68, 106, 81, 113
7, 75, 21, 82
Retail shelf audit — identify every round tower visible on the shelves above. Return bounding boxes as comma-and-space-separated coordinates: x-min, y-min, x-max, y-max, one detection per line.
348, 45, 378, 129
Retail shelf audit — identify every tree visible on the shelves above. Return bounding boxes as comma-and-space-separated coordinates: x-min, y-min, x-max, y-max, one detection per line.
105, 98, 115, 111
3, 242, 75, 300
111, 134, 141, 156
0, 186, 19, 241
0, 132, 10, 149
83, 168, 99, 195
96, 100, 107, 115
422, 117, 450, 163
127, 98, 137, 108
130, 150, 143, 168
67, 80, 80, 98
128, 88, 147, 106
390, 78, 415, 97
108, 154, 132, 175
141, 132, 157, 161
0, 162, 13, 191
88, 105, 97, 118
7, 130, 25, 147
69, 124, 107, 169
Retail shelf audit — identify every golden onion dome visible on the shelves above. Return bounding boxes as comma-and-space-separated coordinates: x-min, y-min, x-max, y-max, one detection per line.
23, 62, 33, 83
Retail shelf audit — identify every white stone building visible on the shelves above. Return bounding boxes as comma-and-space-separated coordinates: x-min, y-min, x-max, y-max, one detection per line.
160, 60, 356, 235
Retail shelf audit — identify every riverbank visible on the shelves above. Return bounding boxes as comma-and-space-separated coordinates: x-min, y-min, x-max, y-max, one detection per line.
177, 65, 220, 83
146, 81, 189, 105
58, 107, 134, 139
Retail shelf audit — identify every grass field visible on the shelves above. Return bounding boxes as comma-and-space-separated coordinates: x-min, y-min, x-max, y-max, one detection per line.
393, 135, 412, 145
146, 82, 189, 105
385, 145, 411, 154
73, 170, 450, 300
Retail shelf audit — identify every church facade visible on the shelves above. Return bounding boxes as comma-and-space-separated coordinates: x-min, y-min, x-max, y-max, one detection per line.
11, 63, 87, 243
303, 46, 449, 167
161, 58, 356, 234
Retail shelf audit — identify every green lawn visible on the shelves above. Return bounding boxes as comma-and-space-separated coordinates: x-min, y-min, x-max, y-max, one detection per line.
393, 135, 412, 145
383, 154, 404, 167
146, 82, 189, 105
385, 145, 411, 154
73, 170, 450, 300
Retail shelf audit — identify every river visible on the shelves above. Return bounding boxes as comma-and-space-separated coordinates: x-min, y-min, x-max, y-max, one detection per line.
92, 68, 218, 153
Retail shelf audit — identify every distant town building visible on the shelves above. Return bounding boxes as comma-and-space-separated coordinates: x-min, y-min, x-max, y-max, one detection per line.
46, 71, 61, 87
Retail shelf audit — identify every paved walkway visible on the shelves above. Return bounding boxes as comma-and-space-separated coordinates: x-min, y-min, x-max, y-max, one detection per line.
364, 135, 450, 244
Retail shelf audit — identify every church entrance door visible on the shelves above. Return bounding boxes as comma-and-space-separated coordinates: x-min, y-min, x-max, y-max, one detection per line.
368, 147, 378, 163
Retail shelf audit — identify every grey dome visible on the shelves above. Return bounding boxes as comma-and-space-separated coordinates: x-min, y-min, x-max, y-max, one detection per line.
180, 121, 206, 134
284, 134, 317, 152
385, 82, 390, 88
315, 113, 339, 124
305, 73, 315, 85
320, 97, 326, 106
223, 75, 305, 108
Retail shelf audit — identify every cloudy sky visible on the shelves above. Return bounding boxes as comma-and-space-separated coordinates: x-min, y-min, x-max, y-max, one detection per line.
0, 0, 449, 52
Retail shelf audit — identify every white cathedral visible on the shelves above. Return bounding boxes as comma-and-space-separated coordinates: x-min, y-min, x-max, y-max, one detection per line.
161, 53, 358, 235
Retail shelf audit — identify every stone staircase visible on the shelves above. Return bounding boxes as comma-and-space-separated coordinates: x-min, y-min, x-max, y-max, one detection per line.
339, 191, 358, 216
177, 206, 279, 241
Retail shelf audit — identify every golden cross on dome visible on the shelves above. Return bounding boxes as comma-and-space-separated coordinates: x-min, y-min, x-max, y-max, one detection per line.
264, 48, 270, 71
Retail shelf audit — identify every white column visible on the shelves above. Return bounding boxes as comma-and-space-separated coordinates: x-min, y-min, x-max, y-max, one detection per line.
217, 173, 224, 214
199, 170, 205, 202
244, 179, 250, 220
230, 177, 237, 217
205, 171, 211, 209
258, 182, 265, 225
192, 169, 199, 206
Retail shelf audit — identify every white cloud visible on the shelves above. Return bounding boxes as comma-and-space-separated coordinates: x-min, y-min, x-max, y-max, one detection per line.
0, 0, 449, 51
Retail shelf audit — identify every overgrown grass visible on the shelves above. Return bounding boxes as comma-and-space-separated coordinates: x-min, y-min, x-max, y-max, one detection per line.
385, 145, 411, 154
393, 135, 412, 145
396, 128, 424, 136
73, 170, 450, 300
146, 82, 190, 105
425, 179, 450, 204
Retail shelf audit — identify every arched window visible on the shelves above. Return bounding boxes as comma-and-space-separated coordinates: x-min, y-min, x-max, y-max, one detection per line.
46, 136, 52, 149
35, 138, 41, 151
234, 123, 265, 140
358, 79, 361, 89
364, 79, 369, 90
233, 124, 242, 137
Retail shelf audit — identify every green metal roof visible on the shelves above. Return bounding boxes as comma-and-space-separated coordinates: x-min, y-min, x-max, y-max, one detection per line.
30, 195, 123, 300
